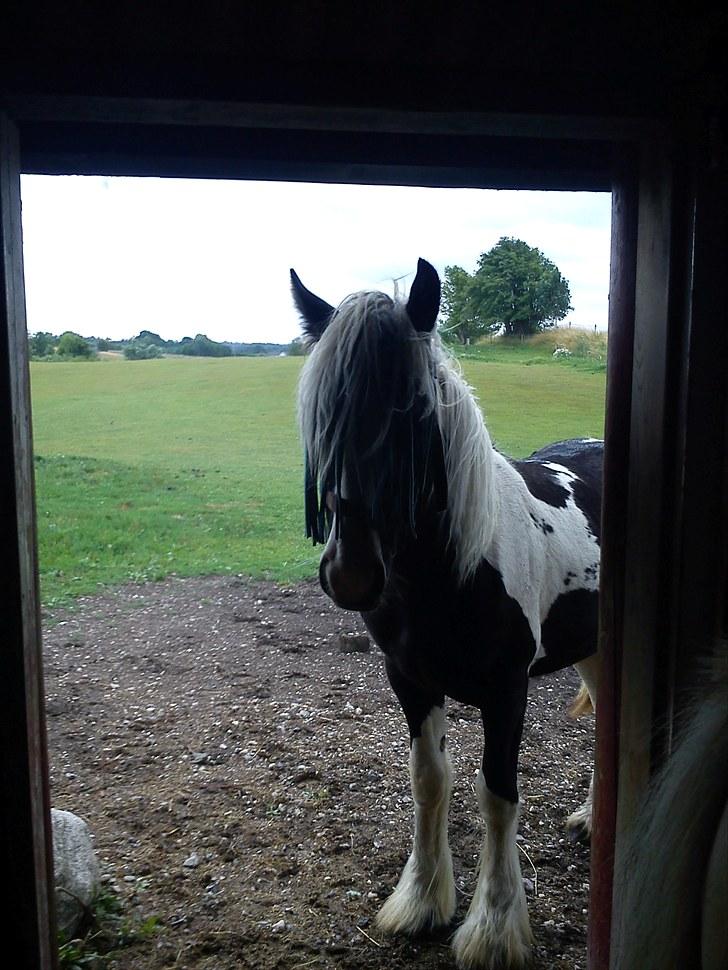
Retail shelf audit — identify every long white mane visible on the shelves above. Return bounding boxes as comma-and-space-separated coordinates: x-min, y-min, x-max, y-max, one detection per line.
298, 290, 498, 582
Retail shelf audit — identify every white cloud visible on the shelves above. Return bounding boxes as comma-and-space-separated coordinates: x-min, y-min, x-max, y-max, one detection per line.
20, 176, 611, 343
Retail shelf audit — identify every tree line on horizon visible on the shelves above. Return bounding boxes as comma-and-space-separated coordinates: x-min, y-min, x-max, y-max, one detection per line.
28, 237, 576, 359
27, 328, 296, 360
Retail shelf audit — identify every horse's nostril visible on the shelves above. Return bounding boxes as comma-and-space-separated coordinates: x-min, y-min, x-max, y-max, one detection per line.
319, 555, 385, 612
318, 557, 335, 600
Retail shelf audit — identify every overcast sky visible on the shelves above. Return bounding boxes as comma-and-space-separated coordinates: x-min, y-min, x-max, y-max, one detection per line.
20, 176, 612, 344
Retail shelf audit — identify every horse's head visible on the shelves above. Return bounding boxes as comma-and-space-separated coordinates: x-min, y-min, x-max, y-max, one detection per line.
292, 259, 445, 612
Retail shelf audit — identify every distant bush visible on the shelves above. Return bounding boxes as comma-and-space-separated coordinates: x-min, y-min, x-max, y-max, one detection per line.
529, 326, 607, 359
227, 341, 290, 356
177, 334, 232, 357
132, 329, 180, 349
57, 332, 94, 358
124, 340, 164, 360
28, 331, 58, 358
97, 337, 125, 352
568, 333, 598, 358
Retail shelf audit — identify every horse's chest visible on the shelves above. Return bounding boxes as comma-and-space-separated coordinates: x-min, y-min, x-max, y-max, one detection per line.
363, 559, 536, 702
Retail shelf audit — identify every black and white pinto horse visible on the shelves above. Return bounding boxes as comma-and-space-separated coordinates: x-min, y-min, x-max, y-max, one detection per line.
292, 259, 602, 969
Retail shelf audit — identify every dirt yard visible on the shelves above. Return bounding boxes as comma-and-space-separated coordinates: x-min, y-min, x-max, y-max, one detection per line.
44, 575, 594, 969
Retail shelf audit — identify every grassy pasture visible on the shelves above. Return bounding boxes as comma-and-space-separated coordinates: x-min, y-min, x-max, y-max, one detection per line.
30, 347, 605, 605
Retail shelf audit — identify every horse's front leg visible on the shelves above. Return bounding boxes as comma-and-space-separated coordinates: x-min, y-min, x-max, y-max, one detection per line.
452, 680, 532, 970
376, 660, 456, 936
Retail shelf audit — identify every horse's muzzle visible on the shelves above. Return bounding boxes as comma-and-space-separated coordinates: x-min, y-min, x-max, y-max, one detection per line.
318, 525, 386, 612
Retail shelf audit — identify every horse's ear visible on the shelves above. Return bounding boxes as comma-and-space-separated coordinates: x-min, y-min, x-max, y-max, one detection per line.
290, 269, 335, 342
406, 258, 441, 333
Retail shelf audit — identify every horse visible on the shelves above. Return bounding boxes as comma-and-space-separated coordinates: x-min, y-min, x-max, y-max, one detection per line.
291, 258, 602, 969
612, 652, 728, 970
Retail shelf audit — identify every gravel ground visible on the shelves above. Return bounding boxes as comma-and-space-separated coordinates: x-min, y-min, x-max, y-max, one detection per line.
44, 575, 594, 969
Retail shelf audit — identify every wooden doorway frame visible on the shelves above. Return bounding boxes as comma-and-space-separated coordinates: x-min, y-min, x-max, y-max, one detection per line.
2, 99, 719, 970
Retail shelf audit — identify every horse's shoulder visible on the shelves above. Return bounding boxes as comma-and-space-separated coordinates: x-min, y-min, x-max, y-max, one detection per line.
503, 440, 603, 539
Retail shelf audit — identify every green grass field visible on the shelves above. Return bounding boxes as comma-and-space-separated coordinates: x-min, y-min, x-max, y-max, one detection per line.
30, 345, 606, 605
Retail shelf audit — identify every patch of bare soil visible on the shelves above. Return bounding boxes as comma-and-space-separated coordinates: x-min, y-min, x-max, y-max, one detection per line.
44, 576, 593, 969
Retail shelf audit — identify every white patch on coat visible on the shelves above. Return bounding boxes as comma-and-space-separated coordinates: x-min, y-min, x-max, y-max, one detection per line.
376, 705, 456, 935
484, 452, 600, 669
451, 772, 532, 969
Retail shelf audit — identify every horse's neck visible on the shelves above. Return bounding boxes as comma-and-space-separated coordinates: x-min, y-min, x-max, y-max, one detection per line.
481, 453, 534, 556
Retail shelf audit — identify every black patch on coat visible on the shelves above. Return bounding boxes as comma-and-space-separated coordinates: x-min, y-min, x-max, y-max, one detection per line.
362, 530, 536, 803
530, 587, 599, 676
514, 458, 570, 508
533, 438, 603, 541
512, 438, 603, 540
364, 544, 535, 710
529, 512, 554, 535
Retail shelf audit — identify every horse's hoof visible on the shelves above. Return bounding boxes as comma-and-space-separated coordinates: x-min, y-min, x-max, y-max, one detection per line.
567, 821, 591, 844
566, 807, 592, 844
376, 890, 455, 937
451, 913, 533, 969
375, 850, 456, 936
376, 882, 455, 936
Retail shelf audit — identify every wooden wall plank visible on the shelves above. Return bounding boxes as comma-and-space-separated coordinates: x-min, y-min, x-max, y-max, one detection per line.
673, 121, 728, 689
612, 138, 674, 855
607, 115, 728, 964
588, 157, 638, 970
0, 111, 56, 970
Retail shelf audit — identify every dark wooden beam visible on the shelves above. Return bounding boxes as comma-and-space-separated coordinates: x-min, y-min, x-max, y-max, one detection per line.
613, 136, 675, 848
672, 115, 728, 693
6, 94, 654, 140
588, 152, 638, 970
14, 115, 615, 191
0, 111, 56, 970
605, 114, 728, 964
607, 127, 721, 959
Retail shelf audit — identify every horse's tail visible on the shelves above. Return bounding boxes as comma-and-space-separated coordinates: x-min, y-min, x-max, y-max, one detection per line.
569, 683, 593, 718
612, 651, 728, 970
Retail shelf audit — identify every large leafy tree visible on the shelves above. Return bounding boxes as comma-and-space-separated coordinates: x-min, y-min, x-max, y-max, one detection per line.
439, 238, 572, 341
440, 265, 500, 344
471, 237, 571, 336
